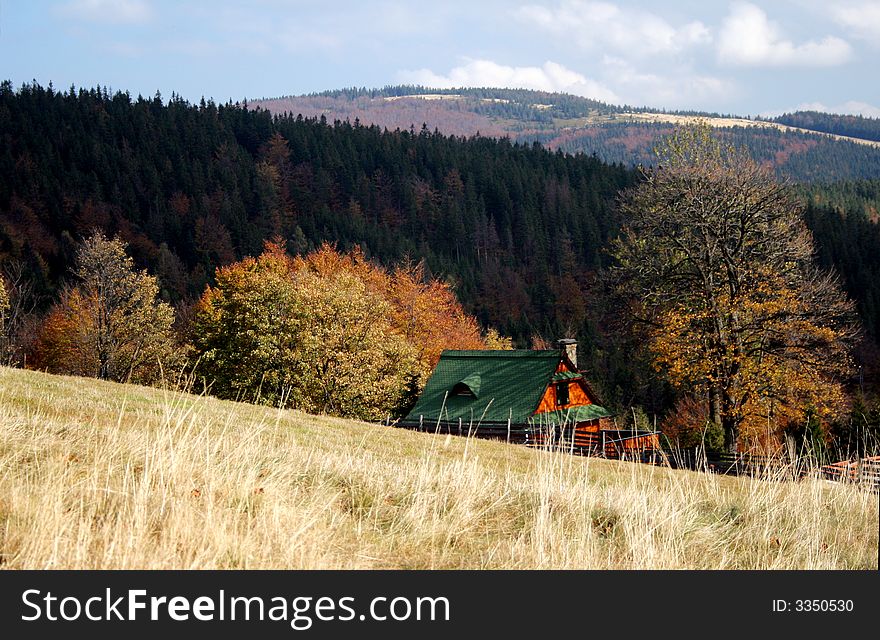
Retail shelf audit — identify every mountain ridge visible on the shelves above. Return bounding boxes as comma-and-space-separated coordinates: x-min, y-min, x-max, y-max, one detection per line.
251, 86, 880, 182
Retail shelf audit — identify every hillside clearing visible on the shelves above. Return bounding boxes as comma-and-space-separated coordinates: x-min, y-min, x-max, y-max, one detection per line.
616, 112, 880, 149
0, 367, 876, 569
377, 93, 880, 148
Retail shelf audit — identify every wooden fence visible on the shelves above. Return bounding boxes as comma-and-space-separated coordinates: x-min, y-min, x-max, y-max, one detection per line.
820, 456, 880, 492
493, 422, 879, 491
658, 449, 790, 476
657, 448, 880, 491
527, 428, 661, 458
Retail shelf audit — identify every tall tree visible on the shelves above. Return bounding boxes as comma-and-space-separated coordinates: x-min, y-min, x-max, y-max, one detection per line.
611, 124, 859, 452
33, 233, 180, 383
0, 274, 9, 362
0, 260, 41, 366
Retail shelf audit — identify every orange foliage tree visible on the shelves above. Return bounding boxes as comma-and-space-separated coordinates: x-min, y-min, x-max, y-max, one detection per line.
293, 246, 492, 384
193, 242, 506, 419
0, 274, 8, 360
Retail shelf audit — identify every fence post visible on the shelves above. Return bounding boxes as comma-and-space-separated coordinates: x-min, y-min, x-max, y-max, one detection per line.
785, 433, 798, 476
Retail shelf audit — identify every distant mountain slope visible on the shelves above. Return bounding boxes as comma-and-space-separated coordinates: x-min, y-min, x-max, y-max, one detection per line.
252, 87, 880, 183
250, 86, 617, 139
771, 110, 880, 144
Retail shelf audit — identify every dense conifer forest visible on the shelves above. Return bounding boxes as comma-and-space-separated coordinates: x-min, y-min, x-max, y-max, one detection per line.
772, 111, 880, 143
526, 122, 880, 182
0, 82, 631, 336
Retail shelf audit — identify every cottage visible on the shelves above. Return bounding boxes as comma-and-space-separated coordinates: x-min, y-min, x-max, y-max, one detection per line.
398, 339, 659, 457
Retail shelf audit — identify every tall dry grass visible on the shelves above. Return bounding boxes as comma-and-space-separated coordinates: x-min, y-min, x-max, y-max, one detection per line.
0, 366, 876, 569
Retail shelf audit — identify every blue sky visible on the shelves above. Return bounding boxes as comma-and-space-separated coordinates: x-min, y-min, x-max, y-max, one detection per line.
2, 0, 879, 116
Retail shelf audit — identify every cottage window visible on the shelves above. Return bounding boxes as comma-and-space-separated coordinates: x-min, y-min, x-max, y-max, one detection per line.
452, 382, 475, 397
451, 373, 481, 398
556, 381, 570, 406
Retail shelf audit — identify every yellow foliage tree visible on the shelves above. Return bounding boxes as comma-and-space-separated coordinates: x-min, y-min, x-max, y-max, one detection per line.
0, 274, 10, 362
33, 233, 180, 384
193, 242, 504, 419
613, 124, 858, 452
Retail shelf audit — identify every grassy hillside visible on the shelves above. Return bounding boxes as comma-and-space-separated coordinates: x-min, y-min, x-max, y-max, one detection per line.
0, 366, 876, 569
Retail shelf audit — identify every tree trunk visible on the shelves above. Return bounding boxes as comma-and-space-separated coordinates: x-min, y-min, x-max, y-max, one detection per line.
709, 385, 722, 429
722, 414, 740, 454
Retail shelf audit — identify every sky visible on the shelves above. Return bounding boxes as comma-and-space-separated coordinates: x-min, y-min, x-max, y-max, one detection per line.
2, 0, 879, 117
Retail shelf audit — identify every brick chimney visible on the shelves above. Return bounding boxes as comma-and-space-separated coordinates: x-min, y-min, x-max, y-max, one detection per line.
556, 338, 577, 369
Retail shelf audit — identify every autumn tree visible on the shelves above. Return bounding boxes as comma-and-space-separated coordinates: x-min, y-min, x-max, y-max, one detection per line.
660, 395, 724, 451
295, 247, 489, 384
192, 242, 506, 419
33, 233, 180, 384
0, 260, 41, 366
192, 242, 417, 418
612, 124, 858, 453
256, 132, 295, 236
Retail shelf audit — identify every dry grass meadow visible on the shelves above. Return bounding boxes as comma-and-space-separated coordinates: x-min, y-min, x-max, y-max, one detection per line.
0, 366, 876, 569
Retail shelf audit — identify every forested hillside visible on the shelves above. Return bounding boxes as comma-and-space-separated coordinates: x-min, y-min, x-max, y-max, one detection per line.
527, 122, 880, 182
4, 81, 880, 422
0, 82, 634, 388
772, 111, 880, 143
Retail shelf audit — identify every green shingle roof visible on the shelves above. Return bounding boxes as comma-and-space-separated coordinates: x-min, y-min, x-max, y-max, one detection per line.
403, 350, 557, 426
455, 372, 482, 398
401, 350, 610, 428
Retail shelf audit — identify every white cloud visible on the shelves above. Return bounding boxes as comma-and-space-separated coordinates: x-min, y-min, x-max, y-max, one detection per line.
57, 0, 153, 24
600, 56, 734, 109
718, 3, 852, 67
830, 2, 880, 44
762, 101, 880, 118
398, 59, 620, 103
397, 57, 737, 111
515, 1, 711, 57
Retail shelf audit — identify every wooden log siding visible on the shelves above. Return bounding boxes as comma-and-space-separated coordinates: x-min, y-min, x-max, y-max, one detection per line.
527, 422, 598, 453
526, 424, 661, 459
534, 362, 599, 415
602, 431, 661, 458
534, 380, 593, 414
